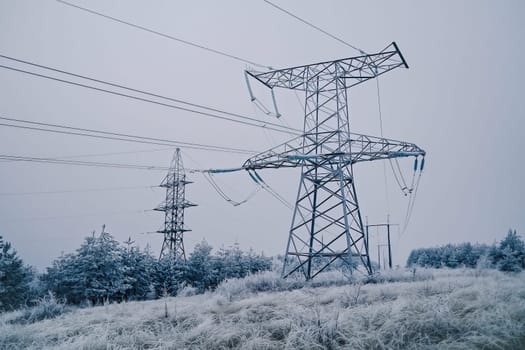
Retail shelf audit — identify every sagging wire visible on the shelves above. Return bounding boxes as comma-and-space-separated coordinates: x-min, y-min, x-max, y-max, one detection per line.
375, 76, 391, 215
376, 76, 411, 198
181, 149, 261, 207
400, 157, 425, 235
194, 167, 291, 209
392, 158, 410, 195
202, 171, 260, 207
388, 159, 408, 195
263, 0, 366, 55
248, 169, 293, 209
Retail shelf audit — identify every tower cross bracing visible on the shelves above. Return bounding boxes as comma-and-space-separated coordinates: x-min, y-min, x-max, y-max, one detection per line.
243, 42, 426, 279
154, 148, 196, 262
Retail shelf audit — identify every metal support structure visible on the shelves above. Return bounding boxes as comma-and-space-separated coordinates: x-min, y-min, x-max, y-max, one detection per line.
242, 42, 425, 280
366, 221, 398, 270
154, 148, 196, 262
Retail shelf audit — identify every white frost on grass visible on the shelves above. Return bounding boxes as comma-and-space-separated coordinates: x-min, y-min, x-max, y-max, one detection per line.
1, 268, 524, 349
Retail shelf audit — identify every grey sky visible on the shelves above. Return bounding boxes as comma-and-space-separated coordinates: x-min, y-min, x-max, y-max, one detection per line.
0, 0, 523, 270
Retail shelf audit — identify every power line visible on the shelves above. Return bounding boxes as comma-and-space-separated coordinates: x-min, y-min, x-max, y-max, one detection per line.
43, 147, 177, 160
263, 0, 366, 55
0, 54, 293, 133
0, 58, 301, 135
0, 63, 296, 135
0, 185, 155, 197
0, 147, 175, 164
0, 121, 249, 154
0, 116, 257, 154
56, 0, 272, 69
2, 209, 153, 223
0, 154, 170, 171
202, 172, 260, 207
375, 77, 391, 215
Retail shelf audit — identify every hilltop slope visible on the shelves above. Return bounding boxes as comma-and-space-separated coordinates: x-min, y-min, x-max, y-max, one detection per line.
1, 269, 524, 349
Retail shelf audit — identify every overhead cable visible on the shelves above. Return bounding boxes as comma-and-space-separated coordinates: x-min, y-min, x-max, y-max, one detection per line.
0, 58, 301, 135
0, 185, 154, 197
0, 55, 294, 133
0, 154, 170, 171
375, 77, 391, 213
202, 172, 260, 207
0, 115, 256, 154
263, 0, 366, 55
56, 0, 272, 69
3, 209, 153, 223
42, 147, 177, 160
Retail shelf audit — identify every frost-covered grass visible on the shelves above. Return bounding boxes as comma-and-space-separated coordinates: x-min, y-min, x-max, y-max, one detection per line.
1, 268, 524, 349
4, 293, 72, 325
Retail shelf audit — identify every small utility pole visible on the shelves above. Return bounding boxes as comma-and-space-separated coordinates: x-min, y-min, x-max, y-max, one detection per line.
366, 218, 398, 269
386, 220, 392, 269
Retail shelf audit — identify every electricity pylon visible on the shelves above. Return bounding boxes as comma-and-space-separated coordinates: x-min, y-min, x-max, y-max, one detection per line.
154, 148, 196, 262
243, 42, 426, 279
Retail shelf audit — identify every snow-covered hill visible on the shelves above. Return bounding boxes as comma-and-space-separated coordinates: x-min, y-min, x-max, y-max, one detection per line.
1, 269, 524, 349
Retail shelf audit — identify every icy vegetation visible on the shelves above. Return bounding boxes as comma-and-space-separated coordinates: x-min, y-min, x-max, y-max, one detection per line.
1, 268, 524, 349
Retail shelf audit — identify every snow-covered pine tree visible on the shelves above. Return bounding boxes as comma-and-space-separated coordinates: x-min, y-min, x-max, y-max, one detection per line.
152, 256, 186, 297
491, 229, 525, 272
122, 246, 156, 300
44, 228, 131, 304
78, 229, 129, 304
0, 235, 32, 311
186, 239, 215, 291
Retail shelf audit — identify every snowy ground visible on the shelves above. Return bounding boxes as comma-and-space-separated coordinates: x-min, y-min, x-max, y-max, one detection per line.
1, 268, 525, 349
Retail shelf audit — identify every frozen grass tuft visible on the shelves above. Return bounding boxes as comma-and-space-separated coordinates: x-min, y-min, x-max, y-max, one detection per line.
216, 268, 434, 301
1, 268, 524, 349
6, 293, 72, 325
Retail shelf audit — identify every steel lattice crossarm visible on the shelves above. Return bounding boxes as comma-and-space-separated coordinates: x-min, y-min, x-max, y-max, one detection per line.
242, 132, 426, 170
246, 42, 408, 92
155, 201, 197, 212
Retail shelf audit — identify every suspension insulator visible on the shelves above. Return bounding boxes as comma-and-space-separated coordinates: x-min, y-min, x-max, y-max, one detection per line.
253, 170, 266, 184
245, 71, 256, 102
420, 157, 425, 171
248, 170, 260, 184
271, 88, 281, 118
413, 157, 418, 172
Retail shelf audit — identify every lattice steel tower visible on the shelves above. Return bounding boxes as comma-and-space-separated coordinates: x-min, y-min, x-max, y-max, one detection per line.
155, 148, 196, 262
243, 42, 426, 279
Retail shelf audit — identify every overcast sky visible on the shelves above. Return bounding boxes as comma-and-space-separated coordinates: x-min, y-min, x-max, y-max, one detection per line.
1, 0, 524, 270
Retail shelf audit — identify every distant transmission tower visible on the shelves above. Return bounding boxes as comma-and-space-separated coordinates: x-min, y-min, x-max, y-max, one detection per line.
243, 42, 426, 279
154, 148, 196, 262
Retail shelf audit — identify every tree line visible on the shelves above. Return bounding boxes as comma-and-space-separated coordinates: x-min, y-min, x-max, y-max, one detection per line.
0, 231, 272, 311
407, 229, 525, 272
2, 228, 524, 311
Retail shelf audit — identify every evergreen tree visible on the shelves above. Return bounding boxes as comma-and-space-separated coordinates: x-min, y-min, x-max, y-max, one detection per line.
42, 252, 77, 303
0, 236, 32, 311
186, 240, 216, 291
152, 256, 186, 297
407, 242, 491, 268
491, 229, 525, 272
77, 231, 129, 303
244, 248, 272, 274
122, 246, 156, 300
43, 229, 131, 304
215, 243, 246, 281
